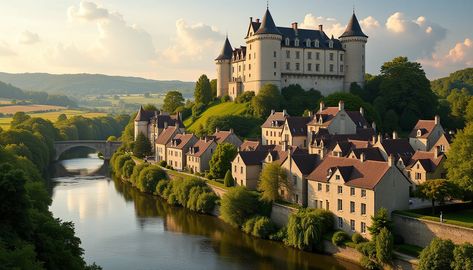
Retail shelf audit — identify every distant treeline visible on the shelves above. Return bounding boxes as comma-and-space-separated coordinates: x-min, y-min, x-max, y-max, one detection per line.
0, 81, 77, 107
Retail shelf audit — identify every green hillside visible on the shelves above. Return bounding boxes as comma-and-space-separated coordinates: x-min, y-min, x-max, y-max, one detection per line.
184, 101, 250, 131
431, 68, 473, 98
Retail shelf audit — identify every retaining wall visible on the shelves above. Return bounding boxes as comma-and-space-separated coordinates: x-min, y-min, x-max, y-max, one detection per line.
270, 203, 298, 227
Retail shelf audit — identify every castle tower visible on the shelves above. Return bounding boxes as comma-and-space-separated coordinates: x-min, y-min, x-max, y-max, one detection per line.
247, 8, 282, 94
215, 37, 233, 97
339, 12, 368, 91
134, 106, 148, 140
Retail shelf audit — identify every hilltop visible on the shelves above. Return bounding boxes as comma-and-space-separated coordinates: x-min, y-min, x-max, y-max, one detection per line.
0, 72, 195, 97
431, 68, 473, 98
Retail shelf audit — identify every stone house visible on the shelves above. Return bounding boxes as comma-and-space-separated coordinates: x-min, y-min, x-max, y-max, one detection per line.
212, 128, 243, 147
429, 132, 452, 154
280, 152, 318, 206
405, 149, 447, 185
231, 150, 268, 190
261, 110, 289, 145
186, 137, 218, 174
281, 116, 311, 148
409, 116, 444, 151
155, 126, 182, 162
166, 134, 198, 171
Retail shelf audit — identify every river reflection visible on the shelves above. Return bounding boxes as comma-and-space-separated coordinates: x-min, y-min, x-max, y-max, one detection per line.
51, 157, 362, 270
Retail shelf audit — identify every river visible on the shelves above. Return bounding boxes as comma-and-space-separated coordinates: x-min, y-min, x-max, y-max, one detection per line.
50, 155, 362, 270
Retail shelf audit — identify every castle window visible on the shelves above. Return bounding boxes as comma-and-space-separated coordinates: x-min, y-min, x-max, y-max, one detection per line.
285, 38, 290, 46
315, 39, 320, 47
249, 44, 251, 50
274, 72, 277, 76
295, 39, 299, 47
238, 66, 241, 72
296, 51, 300, 59
329, 40, 333, 48
362, 54, 364, 60
274, 51, 277, 57
340, 65, 343, 72
340, 54, 344, 61
273, 62, 277, 68
316, 64, 320, 72
286, 50, 290, 59
308, 63, 312, 71
249, 64, 251, 70
316, 52, 320, 60
249, 54, 251, 60
306, 39, 311, 47
362, 65, 365, 72
330, 64, 334, 72
296, 63, 300, 71
308, 52, 312, 59
329, 53, 334, 61
286, 62, 290, 70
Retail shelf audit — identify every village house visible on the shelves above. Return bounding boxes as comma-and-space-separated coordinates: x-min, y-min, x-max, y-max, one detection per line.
155, 126, 183, 162
429, 132, 452, 154
186, 137, 218, 174
281, 116, 311, 148
307, 156, 412, 239
211, 128, 243, 147
409, 116, 444, 151
261, 110, 289, 145
166, 134, 198, 171
405, 148, 447, 185
232, 150, 268, 189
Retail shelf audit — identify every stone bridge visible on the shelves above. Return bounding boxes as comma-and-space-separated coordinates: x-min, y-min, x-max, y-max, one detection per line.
53, 140, 122, 160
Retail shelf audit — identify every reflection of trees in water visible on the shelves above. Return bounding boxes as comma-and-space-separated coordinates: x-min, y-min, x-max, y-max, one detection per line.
112, 177, 360, 270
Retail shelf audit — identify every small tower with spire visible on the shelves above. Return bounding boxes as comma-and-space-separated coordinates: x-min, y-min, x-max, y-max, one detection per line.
134, 106, 149, 141
215, 36, 233, 97
339, 11, 368, 90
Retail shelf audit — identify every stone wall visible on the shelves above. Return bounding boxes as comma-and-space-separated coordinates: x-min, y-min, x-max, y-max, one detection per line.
270, 203, 298, 227
393, 213, 473, 247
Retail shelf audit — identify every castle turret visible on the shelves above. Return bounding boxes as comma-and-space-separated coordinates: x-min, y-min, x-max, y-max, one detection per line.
246, 8, 282, 94
134, 106, 148, 140
215, 37, 233, 97
339, 12, 368, 91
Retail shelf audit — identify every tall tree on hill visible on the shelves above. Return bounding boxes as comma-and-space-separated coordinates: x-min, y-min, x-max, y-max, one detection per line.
251, 84, 283, 118
210, 79, 217, 100
194, 75, 212, 105
163, 91, 184, 113
133, 132, 152, 158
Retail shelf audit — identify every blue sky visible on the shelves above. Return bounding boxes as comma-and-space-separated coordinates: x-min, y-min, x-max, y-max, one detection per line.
0, 0, 471, 81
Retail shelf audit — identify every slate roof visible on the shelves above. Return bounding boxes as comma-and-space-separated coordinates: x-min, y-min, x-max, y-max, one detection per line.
409, 120, 437, 138
339, 13, 368, 38
308, 106, 369, 128
286, 116, 311, 136
215, 37, 233, 60
134, 106, 158, 122
167, 134, 196, 150
307, 156, 394, 190
237, 151, 268, 166
156, 126, 179, 145
261, 111, 289, 128
291, 154, 319, 175
350, 148, 385, 162
187, 138, 215, 157
380, 138, 415, 157
255, 9, 281, 35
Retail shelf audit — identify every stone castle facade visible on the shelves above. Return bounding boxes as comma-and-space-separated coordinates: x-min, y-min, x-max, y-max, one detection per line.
215, 8, 368, 100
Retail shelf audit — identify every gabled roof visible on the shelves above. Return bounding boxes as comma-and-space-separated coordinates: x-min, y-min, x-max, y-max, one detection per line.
167, 134, 196, 150
155, 114, 183, 129
237, 151, 268, 166
340, 13, 368, 38
212, 130, 235, 144
239, 140, 261, 151
134, 106, 158, 122
187, 138, 216, 157
307, 156, 392, 190
255, 9, 281, 35
285, 116, 310, 136
291, 154, 319, 175
215, 37, 233, 61
409, 120, 437, 138
261, 111, 289, 128
156, 126, 179, 145
407, 151, 445, 172
380, 138, 415, 158
347, 111, 369, 128
350, 147, 385, 162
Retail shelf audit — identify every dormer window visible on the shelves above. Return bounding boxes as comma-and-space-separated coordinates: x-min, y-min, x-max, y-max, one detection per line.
295, 38, 299, 47
306, 39, 311, 47
417, 129, 422, 137
329, 40, 333, 48
315, 39, 320, 48
318, 117, 323, 124
327, 168, 333, 178
285, 38, 290, 46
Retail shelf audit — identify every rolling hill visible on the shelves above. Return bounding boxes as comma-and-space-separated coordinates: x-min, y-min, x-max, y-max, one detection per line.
184, 102, 250, 131
0, 72, 195, 97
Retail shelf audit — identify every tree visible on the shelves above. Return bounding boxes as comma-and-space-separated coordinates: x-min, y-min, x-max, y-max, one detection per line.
445, 123, 473, 196
163, 91, 185, 113
452, 242, 473, 270
133, 132, 152, 158
284, 209, 333, 251
210, 79, 217, 99
416, 179, 458, 215
136, 166, 166, 193
143, 104, 158, 111
223, 170, 234, 187
220, 186, 261, 227
208, 143, 237, 179
281, 85, 322, 116
251, 84, 283, 118
418, 238, 454, 270
447, 88, 471, 118
11, 112, 31, 127
194, 74, 212, 105
57, 114, 68, 122
368, 208, 392, 237
465, 98, 473, 123
258, 162, 289, 202
375, 227, 393, 265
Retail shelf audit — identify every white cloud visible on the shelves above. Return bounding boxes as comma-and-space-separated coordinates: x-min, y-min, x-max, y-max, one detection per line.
300, 13, 345, 37
360, 16, 380, 30
386, 12, 407, 33
420, 38, 473, 76
68, 1, 109, 22
18, 31, 40, 45
0, 41, 16, 56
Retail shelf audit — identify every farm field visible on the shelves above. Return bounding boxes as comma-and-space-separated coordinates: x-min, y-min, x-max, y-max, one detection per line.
0, 104, 65, 114
0, 109, 106, 130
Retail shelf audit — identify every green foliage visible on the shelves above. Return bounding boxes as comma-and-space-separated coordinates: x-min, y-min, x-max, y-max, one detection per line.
445, 124, 473, 196
210, 79, 217, 99
285, 209, 333, 251
375, 227, 393, 264
192, 102, 207, 121
447, 88, 471, 118
121, 159, 135, 179
251, 84, 283, 118
219, 186, 262, 227
357, 241, 382, 270
418, 238, 454, 270
5, 143, 32, 160
324, 91, 381, 126
155, 180, 169, 197
130, 162, 150, 185
269, 227, 288, 241
368, 208, 392, 237
332, 231, 349, 246
352, 233, 365, 244
205, 114, 262, 138
136, 166, 166, 193
452, 242, 473, 270
281, 84, 322, 116
194, 74, 212, 105
133, 132, 152, 158
258, 162, 289, 202
163, 90, 185, 113
158, 160, 167, 167
416, 179, 459, 214
221, 95, 231, 102
242, 216, 276, 239
431, 68, 473, 98
466, 99, 473, 123
172, 177, 207, 206
223, 170, 234, 187
113, 154, 132, 177
208, 143, 237, 179
235, 91, 255, 103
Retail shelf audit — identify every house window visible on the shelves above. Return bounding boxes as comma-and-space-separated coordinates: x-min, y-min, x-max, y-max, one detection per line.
296, 63, 300, 71
234, 165, 237, 172
249, 64, 251, 70
240, 167, 243, 174
308, 63, 312, 71
326, 200, 330, 210
361, 203, 366, 215
329, 53, 334, 61
336, 175, 341, 180
326, 184, 330, 192
350, 201, 355, 213
285, 38, 290, 46
329, 40, 333, 48
330, 64, 334, 72
337, 199, 343, 211
350, 220, 355, 231
318, 183, 322, 191
249, 54, 251, 60
296, 51, 300, 59
350, 187, 355, 196
295, 39, 299, 47
308, 52, 312, 59
315, 40, 320, 48
415, 173, 422, 180
306, 39, 311, 47
338, 217, 343, 228
340, 54, 344, 61
286, 50, 290, 59
361, 222, 366, 234
286, 62, 290, 70
361, 189, 366, 197
337, 186, 343, 194
340, 65, 344, 72
316, 64, 320, 72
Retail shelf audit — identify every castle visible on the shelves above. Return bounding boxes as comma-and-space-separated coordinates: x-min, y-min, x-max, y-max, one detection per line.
215, 8, 368, 100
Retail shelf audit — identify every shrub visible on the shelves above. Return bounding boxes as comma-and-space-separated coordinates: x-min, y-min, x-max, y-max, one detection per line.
130, 163, 150, 185
195, 192, 218, 214
221, 95, 231, 102
368, 208, 392, 237
158, 160, 167, 167
242, 217, 257, 234
173, 177, 207, 206
235, 91, 255, 103
113, 154, 132, 177
357, 242, 381, 270
375, 227, 393, 264
352, 233, 365, 244
452, 242, 473, 270
223, 170, 234, 187
312, 209, 334, 233
359, 256, 382, 270
121, 159, 135, 179
332, 231, 349, 246
155, 180, 169, 196
167, 193, 178, 205
270, 227, 287, 241
242, 216, 276, 239
418, 238, 455, 270
285, 209, 325, 251
220, 186, 261, 227
136, 166, 166, 193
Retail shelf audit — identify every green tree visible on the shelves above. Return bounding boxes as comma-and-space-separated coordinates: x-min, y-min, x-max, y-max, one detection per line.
447, 88, 471, 118
418, 238, 455, 270
133, 132, 152, 158
375, 227, 393, 265
445, 123, 473, 196
465, 98, 473, 123
57, 113, 68, 122
136, 166, 166, 193
285, 209, 332, 251
208, 143, 237, 179
416, 179, 458, 215
194, 74, 212, 105
452, 242, 473, 270
251, 84, 283, 118
11, 112, 31, 127
258, 162, 289, 202
219, 186, 261, 227
163, 90, 185, 113
210, 79, 217, 99
223, 170, 234, 187
368, 208, 392, 237
122, 159, 135, 179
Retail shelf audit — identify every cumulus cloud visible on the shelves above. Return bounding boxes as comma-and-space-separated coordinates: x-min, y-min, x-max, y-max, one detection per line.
162, 19, 223, 64
386, 12, 406, 33
68, 1, 109, 21
300, 13, 345, 37
360, 16, 380, 30
18, 31, 40, 45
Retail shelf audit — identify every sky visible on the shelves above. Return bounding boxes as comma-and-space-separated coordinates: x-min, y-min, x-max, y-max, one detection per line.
0, 0, 472, 81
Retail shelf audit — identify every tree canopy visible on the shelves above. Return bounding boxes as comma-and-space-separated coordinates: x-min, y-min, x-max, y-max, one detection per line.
416, 179, 458, 214
194, 75, 212, 105
133, 132, 152, 158
162, 90, 185, 113
251, 84, 283, 118
208, 143, 237, 179
258, 162, 289, 202
445, 123, 473, 196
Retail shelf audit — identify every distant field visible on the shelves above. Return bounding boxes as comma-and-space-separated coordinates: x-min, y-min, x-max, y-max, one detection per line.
184, 102, 249, 131
0, 104, 65, 114
85, 94, 165, 106
0, 109, 106, 130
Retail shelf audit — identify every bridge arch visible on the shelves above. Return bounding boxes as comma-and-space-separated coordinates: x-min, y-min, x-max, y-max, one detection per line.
53, 140, 122, 161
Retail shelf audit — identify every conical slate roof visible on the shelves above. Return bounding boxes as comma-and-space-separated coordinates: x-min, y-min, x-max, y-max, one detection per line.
215, 37, 233, 60
340, 13, 368, 38
255, 9, 281, 35
134, 106, 146, 121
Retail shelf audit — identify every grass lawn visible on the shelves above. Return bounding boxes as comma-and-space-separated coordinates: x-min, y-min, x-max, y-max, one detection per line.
394, 206, 473, 229
184, 102, 249, 131
394, 244, 423, 258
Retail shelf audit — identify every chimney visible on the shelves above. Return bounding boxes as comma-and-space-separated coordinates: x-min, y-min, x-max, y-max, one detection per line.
360, 107, 364, 116
164, 121, 168, 129
372, 135, 377, 145
271, 109, 275, 115
435, 115, 440, 125
372, 122, 377, 132
360, 152, 366, 163
215, 127, 219, 133
230, 128, 234, 134
377, 133, 383, 144
205, 137, 208, 143
292, 22, 298, 31
250, 16, 253, 23
282, 140, 288, 152
388, 154, 395, 167
283, 109, 287, 116
338, 100, 345, 111
256, 18, 260, 23
318, 24, 323, 32
319, 101, 325, 112
392, 131, 398, 140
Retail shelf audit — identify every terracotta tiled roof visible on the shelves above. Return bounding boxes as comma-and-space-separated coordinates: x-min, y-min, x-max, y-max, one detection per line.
261, 111, 289, 128
156, 126, 179, 145
409, 120, 437, 138
407, 151, 445, 172
307, 156, 393, 190
308, 107, 369, 129
187, 138, 215, 157
167, 134, 196, 149
286, 116, 310, 136
240, 140, 261, 151
212, 130, 234, 144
